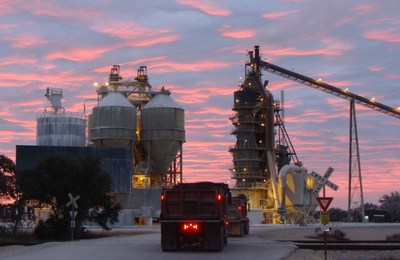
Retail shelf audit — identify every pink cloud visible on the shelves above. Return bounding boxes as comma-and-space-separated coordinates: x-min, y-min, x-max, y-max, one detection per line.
368, 67, 384, 72
0, 55, 38, 66
262, 10, 298, 20
21, 0, 100, 21
149, 60, 237, 74
189, 107, 230, 116
4, 34, 52, 48
91, 20, 180, 47
354, 4, 376, 13
218, 25, 256, 39
266, 46, 353, 58
0, 0, 21, 15
178, 0, 231, 16
0, 23, 17, 29
129, 35, 180, 47
45, 46, 113, 62
0, 71, 93, 87
170, 84, 236, 104
363, 28, 400, 43
384, 73, 400, 80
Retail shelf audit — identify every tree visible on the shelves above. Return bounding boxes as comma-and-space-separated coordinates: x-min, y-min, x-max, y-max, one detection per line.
328, 207, 347, 222
0, 154, 16, 202
379, 192, 400, 222
364, 202, 379, 211
16, 156, 121, 239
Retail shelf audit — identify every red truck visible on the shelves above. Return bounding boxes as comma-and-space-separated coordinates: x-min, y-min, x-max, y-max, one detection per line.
226, 194, 249, 237
160, 182, 230, 251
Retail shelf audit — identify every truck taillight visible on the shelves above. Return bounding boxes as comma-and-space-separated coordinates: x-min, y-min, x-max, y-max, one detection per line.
218, 194, 221, 200
238, 206, 241, 210
183, 223, 199, 231
161, 194, 164, 201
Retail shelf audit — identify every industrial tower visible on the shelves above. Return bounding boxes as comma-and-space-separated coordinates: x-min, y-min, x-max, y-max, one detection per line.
230, 47, 297, 214
247, 46, 400, 221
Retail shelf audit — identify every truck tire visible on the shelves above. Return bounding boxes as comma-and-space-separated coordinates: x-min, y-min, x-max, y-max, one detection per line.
224, 226, 228, 245
244, 221, 249, 235
240, 222, 244, 237
161, 222, 179, 251
204, 223, 224, 251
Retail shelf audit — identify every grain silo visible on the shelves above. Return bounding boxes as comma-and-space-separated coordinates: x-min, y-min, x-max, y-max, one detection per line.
89, 92, 137, 148
36, 88, 85, 147
140, 91, 185, 174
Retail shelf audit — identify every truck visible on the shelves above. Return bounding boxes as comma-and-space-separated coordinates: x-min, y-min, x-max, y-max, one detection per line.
226, 194, 249, 237
160, 182, 230, 251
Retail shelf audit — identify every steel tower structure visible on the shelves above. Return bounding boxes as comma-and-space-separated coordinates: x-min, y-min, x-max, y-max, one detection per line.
229, 49, 275, 197
250, 46, 400, 221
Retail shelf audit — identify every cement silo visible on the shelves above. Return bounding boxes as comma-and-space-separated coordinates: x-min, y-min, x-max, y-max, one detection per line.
140, 92, 185, 174
89, 92, 137, 148
36, 88, 85, 147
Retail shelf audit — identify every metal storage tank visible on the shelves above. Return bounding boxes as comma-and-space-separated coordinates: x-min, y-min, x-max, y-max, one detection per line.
140, 92, 185, 173
89, 92, 137, 148
37, 114, 86, 146
36, 88, 85, 147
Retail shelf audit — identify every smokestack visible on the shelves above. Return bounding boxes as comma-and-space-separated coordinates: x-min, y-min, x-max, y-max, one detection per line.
254, 46, 260, 73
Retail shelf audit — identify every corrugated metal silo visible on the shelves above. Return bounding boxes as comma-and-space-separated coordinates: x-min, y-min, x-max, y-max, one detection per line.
140, 92, 185, 173
89, 92, 137, 148
36, 88, 85, 147
37, 115, 86, 146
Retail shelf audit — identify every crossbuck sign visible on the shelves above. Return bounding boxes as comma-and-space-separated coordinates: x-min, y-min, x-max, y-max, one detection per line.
311, 167, 339, 196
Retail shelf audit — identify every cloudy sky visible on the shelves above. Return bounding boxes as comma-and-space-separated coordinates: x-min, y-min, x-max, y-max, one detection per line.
1, 0, 399, 209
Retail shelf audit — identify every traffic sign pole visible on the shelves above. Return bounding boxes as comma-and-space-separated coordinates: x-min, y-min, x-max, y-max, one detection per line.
66, 193, 80, 241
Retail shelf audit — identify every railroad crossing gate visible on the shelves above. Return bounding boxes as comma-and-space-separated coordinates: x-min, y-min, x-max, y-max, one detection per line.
311, 167, 339, 196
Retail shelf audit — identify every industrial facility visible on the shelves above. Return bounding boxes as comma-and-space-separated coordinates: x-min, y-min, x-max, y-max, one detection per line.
17, 65, 185, 225
15, 46, 400, 226
229, 46, 317, 224
229, 46, 400, 224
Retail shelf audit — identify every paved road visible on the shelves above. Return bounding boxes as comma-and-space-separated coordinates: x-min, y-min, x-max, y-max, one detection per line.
0, 226, 297, 260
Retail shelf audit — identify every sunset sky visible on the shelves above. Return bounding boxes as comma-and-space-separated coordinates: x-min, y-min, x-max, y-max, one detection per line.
1, 0, 399, 209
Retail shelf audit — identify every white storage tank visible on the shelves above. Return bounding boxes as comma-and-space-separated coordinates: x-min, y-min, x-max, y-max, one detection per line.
89, 92, 137, 148
36, 88, 85, 147
141, 92, 185, 173
36, 114, 86, 146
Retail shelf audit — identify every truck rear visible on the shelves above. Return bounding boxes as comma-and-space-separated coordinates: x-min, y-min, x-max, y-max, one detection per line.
226, 194, 249, 237
160, 182, 230, 251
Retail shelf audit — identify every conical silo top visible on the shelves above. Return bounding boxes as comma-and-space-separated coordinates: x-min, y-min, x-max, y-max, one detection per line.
143, 93, 183, 109
99, 92, 134, 108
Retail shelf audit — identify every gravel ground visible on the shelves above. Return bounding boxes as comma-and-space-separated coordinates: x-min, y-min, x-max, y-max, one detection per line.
257, 224, 400, 260
284, 249, 400, 260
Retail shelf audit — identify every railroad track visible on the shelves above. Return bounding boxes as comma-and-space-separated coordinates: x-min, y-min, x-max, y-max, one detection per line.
283, 240, 400, 250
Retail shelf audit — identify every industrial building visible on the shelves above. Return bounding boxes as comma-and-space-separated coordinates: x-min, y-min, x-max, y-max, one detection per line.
16, 65, 185, 225
229, 47, 318, 224
14, 44, 400, 226
229, 46, 400, 224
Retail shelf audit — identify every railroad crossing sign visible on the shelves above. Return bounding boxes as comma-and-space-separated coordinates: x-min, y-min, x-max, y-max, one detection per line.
66, 193, 80, 241
317, 197, 333, 212
66, 193, 80, 209
311, 167, 339, 196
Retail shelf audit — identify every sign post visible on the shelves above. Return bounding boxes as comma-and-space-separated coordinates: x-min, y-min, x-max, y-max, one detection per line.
66, 193, 80, 241
316, 196, 333, 260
